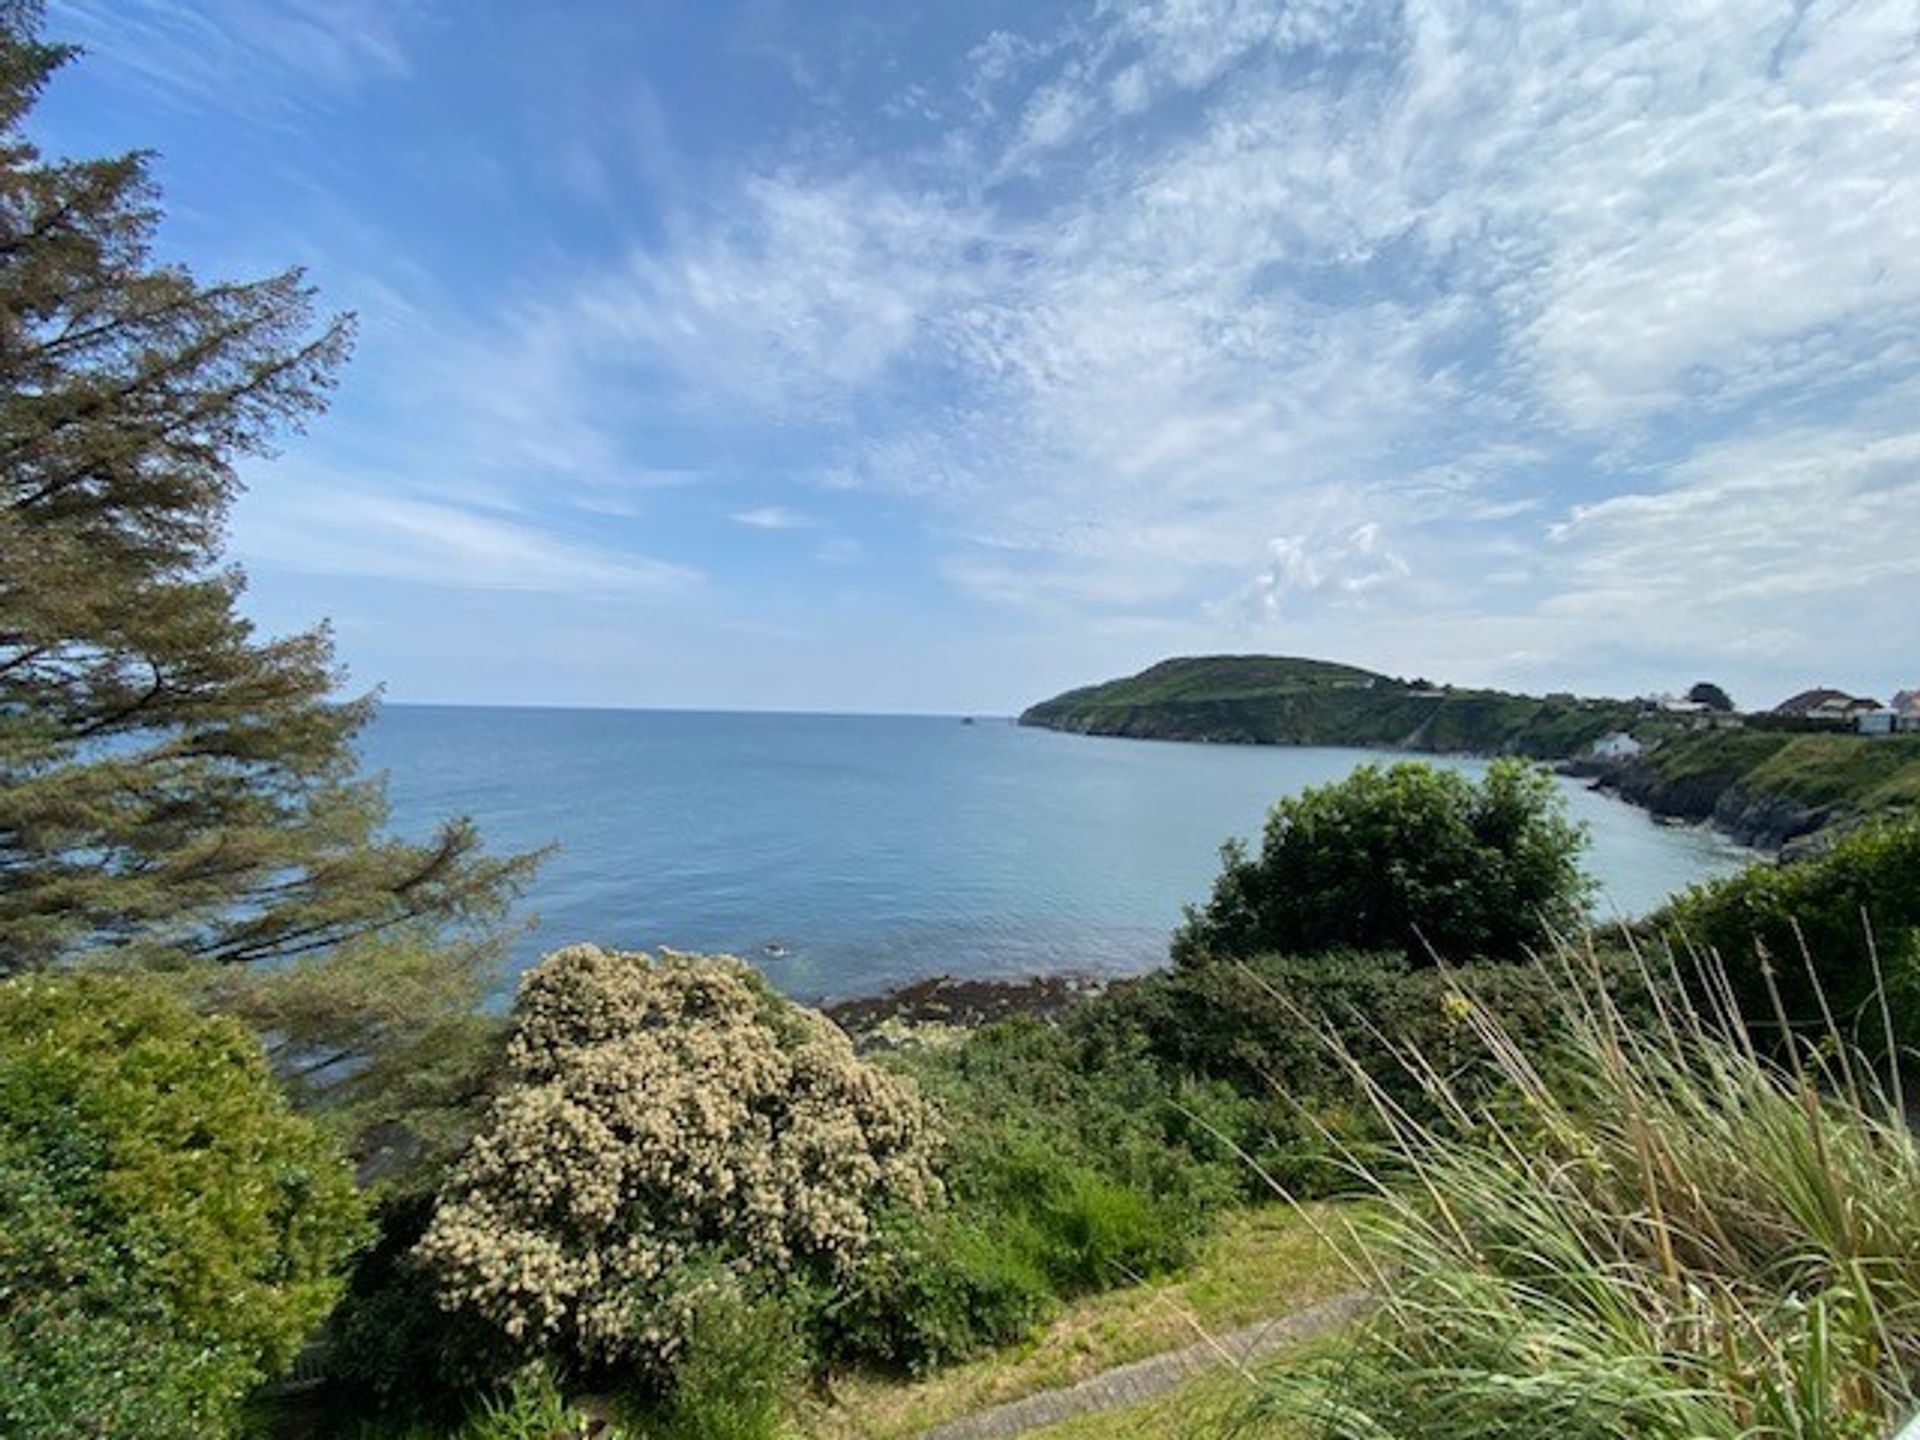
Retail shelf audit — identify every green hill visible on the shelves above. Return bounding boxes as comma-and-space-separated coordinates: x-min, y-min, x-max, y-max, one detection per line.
1018, 655, 1637, 759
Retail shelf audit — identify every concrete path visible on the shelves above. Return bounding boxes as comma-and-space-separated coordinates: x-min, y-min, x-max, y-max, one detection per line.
917, 1290, 1369, 1440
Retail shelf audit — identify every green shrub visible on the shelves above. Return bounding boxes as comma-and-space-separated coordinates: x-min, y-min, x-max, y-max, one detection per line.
324, 1193, 507, 1427
1070, 950, 1588, 1195
952, 1130, 1199, 1292
1661, 818, 1920, 1055
823, 1207, 1054, 1373
920, 1015, 1248, 1209
1173, 759, 1592, 965
814, 1013, 1244, 1373
655, 1289, 804, 1440
910, 1016, 1244, 1253
0, 974, 368, 1438
0, 1146, 233, 1439
456, 1365, 601, 1440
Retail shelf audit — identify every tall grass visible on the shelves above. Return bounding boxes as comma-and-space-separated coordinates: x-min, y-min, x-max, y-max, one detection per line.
1246, 936, 1920, 1440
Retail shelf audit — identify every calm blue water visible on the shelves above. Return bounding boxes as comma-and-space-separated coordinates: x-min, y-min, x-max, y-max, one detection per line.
363, 706, 1750, 1004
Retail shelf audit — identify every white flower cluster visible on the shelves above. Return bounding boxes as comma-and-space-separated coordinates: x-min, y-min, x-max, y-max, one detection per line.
415, 945, 936, 1368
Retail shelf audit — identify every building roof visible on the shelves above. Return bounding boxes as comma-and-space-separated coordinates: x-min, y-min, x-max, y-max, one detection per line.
1773, 687, 1879, 716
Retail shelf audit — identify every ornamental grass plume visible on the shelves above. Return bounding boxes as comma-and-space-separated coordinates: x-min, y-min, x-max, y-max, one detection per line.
1246, 932, 1920, 1440
415, 945, 937, 1375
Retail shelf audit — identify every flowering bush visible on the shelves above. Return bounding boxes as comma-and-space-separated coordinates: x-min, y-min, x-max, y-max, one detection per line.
415, 946, 937, 1373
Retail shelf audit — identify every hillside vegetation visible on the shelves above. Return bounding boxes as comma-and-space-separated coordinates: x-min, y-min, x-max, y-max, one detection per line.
1023, 655, 1920, 848
1608, 730, 1920, 846
1019, 656, 1636, 758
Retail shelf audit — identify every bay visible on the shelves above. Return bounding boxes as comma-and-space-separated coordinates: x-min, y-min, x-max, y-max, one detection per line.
364, 705, 1750, 1004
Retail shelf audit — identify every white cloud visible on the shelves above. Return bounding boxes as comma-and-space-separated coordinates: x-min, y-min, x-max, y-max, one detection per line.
1545, 405, 1920, 636
556, 174, 983, 419
1248, 522, 1412, 614
1388, 0, 1920, 429
732, 505, 821, 530
235, 476, 699, 597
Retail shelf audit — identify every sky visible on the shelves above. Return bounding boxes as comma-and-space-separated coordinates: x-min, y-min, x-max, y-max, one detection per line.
32, 0, 1920, 714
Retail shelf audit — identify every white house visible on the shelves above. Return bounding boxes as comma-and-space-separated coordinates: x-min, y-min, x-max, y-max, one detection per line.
1812, 695, 1873, 721
1859, 709, 1899, 737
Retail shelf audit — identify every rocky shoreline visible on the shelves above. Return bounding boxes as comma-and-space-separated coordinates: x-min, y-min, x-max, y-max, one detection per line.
823, 971, 1108, 1043
1590, 766, 1821, 852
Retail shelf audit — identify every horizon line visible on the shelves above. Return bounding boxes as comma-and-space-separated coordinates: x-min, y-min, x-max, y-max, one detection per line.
376, 698, 1019, 721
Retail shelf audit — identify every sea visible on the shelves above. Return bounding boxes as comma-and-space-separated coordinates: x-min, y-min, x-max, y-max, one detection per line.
364, 706, 1751, 1005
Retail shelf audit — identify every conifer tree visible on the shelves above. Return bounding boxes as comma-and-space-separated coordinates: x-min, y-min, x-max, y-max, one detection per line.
0, 6, 536, 978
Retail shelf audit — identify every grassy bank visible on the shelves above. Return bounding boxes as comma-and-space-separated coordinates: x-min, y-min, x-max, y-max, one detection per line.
1254, 935, 1920, 1438
801, 1204, 1350, 1438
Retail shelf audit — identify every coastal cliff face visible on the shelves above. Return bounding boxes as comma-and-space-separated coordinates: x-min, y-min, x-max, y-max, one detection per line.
1602, 758, 1823, 849
1024, 657, 1920, 852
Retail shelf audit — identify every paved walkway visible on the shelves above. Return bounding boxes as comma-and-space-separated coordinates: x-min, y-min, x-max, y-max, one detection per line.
917, 1290, 1369, 1440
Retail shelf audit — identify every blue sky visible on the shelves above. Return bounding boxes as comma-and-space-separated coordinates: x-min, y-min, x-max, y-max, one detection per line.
35, 0, 1920, 713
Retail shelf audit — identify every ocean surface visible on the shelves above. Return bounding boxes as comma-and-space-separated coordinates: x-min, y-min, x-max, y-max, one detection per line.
364, 706, 1751, 1004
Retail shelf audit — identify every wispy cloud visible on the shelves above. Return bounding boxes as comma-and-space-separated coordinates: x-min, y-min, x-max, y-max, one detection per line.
49, 0, 416, 116
731, 505, 821, 530
234, 477, 700, 596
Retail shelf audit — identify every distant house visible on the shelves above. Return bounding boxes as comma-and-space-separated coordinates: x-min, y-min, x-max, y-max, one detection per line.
1589, 731, 1644, 761
1859, 709, 1899, 737
1894, 688, 1920, 719
1651, 696, 1741, 729
1774, 688, 1883, 722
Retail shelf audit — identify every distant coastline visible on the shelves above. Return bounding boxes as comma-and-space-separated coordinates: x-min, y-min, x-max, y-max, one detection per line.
1021, 655, 1920, 852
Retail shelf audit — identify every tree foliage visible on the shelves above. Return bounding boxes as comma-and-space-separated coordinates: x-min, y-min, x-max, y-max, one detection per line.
0, 972, 368, 1437
1687, 681, 1736, 712
196, 934, 515, 1174
1173, 759, 1593, 966
0, 7, 536, 974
